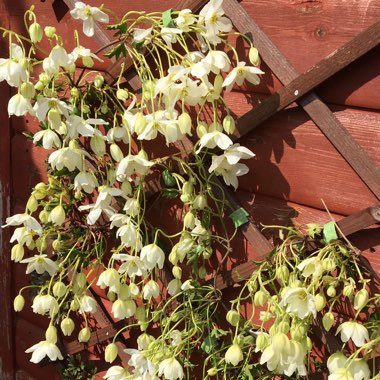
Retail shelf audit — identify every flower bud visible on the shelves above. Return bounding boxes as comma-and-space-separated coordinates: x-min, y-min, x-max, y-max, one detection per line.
70, 299, 80, 311
50, 204, 65, 226
82, 56, 94, 68
70, 87, 80, 98
94, 75, 104, 88
255, 332, 269, 351
105, 343, 118, 363
11, 244, 25, 262
226, 310, 240, 326
116, 89, 129, 101
326, 286, 336, 298
78, 326, 91, 342
53, 281, 67, 298
26, 195, 38, 213
322, 257, 336, 272
45, 325, 58, 344
135, 307, 146, 323
213, 74, 223, 96
172, 266, 182, 280
134, 112, 146, 135
248, 47, 260, 66
209, 121, 223, 133
20, 82, 35, 99
277, 321, 290, 334
291, 323, 307, 341
225, 343, 243, 366
61, 317, 75, 336
315, 293, 326, 311
110, 143, 124, 162
90, 135, 106, 156
121, 180, 132, 195
29, 22, 43, 43
138, 149, 148, 161
198, 266, 207, 279
39, 209, 49, 224
207, 367, 218, 376
276, 265, 289, 283
193, 194, 207, 210
354, 288, 369, 310
180, 181, 193, 203
107, 291, 116, 302
223, 115, 235, 135
44, 26, 56, 39
322, 311, 334, 331
48, 109, 61, 130
196, 122, 208, 138
34, 81, 45, 91
183, 211, 195, 229
178, 112, 192, 135
81, 104, 90, 114
343, 284, 355, 299
13, 294, 25, 312
52, 238, 61, 251
253, 290, 268, 307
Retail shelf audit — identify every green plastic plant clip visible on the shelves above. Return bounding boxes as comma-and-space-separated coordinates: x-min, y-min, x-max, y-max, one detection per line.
229, 207, 250, 228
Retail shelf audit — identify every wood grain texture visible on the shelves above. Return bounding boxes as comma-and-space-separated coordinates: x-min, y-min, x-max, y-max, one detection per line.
224, 92, 380, 215
223, 0, 380, 201
0, 6, 14, 376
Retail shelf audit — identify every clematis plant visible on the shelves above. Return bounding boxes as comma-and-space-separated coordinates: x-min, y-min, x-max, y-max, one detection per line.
1, 2, 379, 379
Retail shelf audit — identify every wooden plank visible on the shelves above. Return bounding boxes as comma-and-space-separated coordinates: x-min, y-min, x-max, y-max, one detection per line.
0, 9, 15, 375
223, 95, 380, 216
222, 0, 380, 200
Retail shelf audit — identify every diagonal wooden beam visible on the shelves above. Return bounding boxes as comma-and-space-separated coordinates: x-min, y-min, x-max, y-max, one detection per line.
222, 0, 380, 200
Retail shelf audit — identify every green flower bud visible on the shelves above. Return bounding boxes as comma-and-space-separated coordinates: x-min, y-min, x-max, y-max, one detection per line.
354, 288, 369, 310
13, 294, 25, 312
277, 321, 290, 334
180, 181, 193, 203
198, 266, 207, 279
44, 26, 56, 39
34, 81, 45, 91
184, 211, 195, 229
193, 194, 207, 210
52, 238, 61, 251
207, 367, 218, 376
213, 74, 223, 96
82, 56, 94, 68
29, 22, 43, 43
81, 104, 90, 114
70, 299, 80, 311
90, 135, 106, 156
61, 317, 75, 336
254, 290, 268, 307
135, 307, 146, 323
202, 246, 212, 260
276, 265, 289, 283
255, 332, 269, 351
322, 257, 336, 272
315, 293, 326, 312
53, 281, 67, 298
178, 112, 192, 135
196, 122, 208, 138
223, 115, 235, 135
45, 325, 58, 344
105, 343, 118, 363
11, 244, 25, 262
172, 266, 182, 280
116, 89, 129, 101
226, 310, 240, 326
110, 143, 124, 162
326, 286, 336, 298
291, 323, 307, 341
48, 109, 61, 130
343, 284, 355, 299
20, 82, 35, 99
209, 121, 223, 133
107, 291, 116, 302
78, 327, 91, 343
248, 47, 260, 66
50, 204, 65, 226
70, 87, 80, 98
137, 149, 148, 160
39, 210, 49, 224
134, 112, 146, 135
322, 311, 334, 331
26, 195, 38, 213
94, 75, 104, 88
225, 343, 243, 366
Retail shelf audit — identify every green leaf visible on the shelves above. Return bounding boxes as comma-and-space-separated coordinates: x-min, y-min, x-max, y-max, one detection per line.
107, 21, 127, 37
161, 188, 179, 199
162, 9, 176, 28
201, 209, 211, 229
323, 221, 338, 243
201, 334, 218, 354
105, 43, 127, 60
229, 207, 250, 228
162, 169, 176, 187
210, 328, 228, 338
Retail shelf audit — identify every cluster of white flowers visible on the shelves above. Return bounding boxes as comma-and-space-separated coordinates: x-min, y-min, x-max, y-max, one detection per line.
1, 2, 378, 379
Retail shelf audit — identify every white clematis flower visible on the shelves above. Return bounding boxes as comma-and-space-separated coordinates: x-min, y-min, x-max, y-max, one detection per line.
79, 295, 98, 313
33, 129, 61, 149
133, 27, 153, 44
33, 97, 71, 122
223, 61, 265, 91
103, 365, 130, 380
176, 9, 196, 32
279, 286, 317, 319
116, 154, 153, 181
113, 253, 147, 278
25, 340, 63, 363
74, 171, 98, 194
70, 2, 109, 37
21, 254, 58, 276
335, 321, 369, 347
297, 257, 324, 278
142, 280, 160, 300
161, 27, 183, 48
0, 43, 28, 87
32, 294, 59, 317
8, 94, 33, 117
43, 45, 73, 75
196, 131, 233, 153
158, 357, 184, 380
66, 115, 108, 139
327, 352, 370, 380
48, 146, 88, 172
2, 213, 42, 234
199, 0, 233, 44
97, 268, 120, 293
140, 243, 165, 270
